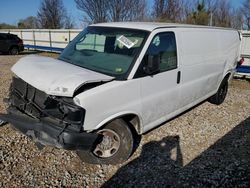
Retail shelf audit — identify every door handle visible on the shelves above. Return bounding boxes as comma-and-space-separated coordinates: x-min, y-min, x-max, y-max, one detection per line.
177, 71, 181, 84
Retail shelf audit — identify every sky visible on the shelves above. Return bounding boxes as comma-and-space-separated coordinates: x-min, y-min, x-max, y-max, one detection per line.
0, 0, 245, 28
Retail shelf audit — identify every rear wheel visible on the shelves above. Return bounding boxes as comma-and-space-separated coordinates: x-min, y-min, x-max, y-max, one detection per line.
209, 78, 229, 105
77, 119, 134, 164
9, 47, 19, 55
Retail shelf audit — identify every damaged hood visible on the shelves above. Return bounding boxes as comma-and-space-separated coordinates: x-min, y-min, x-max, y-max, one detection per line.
11, 55, 114, 97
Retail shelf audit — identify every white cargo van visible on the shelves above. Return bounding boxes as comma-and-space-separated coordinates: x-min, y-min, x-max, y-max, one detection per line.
0, 22, 241, 164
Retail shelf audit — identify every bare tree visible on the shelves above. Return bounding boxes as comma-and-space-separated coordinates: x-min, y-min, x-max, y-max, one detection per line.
74, 0, 108, 23
165, 0, 183, 22
241, 0, 250, 29
181, 0, 196, 23
152, 0, 183, 22
108, 0, 146, 22
230, 8, 243, 30
37, 0, 69, 29
184, 0, 236, 27
64, 14, 75, 29
75, 0, 146, 23
213, 0, 232, 27
205, 0, 217, 12
153, 0, 165, 19
18, 16, 38, 29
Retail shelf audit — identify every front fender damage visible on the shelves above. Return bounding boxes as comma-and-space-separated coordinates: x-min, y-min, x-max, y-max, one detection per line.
1, 76, 102, 150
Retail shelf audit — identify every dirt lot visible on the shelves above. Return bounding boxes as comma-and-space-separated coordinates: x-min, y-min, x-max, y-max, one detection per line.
0, 52, 250, 187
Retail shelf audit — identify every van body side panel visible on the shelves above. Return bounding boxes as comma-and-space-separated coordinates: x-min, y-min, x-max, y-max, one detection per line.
179, 29, 221, 107
74, 80, 142, 131
178, 29, 239, 108
139, 28, 240, 132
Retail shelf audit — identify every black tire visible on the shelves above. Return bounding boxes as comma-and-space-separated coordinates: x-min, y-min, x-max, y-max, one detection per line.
0, 120, 6, 126
9, 47, 19, 55
77, 119, 134, 165
209, 78, 229, 105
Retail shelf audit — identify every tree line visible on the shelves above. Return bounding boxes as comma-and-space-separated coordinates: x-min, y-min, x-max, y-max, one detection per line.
0, 0, 249, 30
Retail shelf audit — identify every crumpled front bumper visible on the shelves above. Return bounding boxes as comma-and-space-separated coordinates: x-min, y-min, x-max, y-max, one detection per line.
0, 110, 98, 151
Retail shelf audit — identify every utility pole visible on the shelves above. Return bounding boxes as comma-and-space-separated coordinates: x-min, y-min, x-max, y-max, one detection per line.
209, 12, 213, 26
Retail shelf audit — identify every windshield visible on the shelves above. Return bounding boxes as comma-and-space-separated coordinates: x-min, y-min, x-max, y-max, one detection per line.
59, 26, 149, 79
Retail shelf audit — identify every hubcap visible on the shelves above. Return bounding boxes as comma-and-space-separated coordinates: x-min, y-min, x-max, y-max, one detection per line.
93, 129, 121, 158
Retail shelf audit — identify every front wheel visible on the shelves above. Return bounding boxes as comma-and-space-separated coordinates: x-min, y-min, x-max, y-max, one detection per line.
209, 78, 228, 105
9, 47, 19, 55
77, 119, 134, 165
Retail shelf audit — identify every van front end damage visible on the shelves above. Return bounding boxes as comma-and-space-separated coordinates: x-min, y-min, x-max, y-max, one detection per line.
0, 76, 98, 150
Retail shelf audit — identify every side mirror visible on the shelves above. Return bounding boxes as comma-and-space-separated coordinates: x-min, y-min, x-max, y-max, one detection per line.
144, 54, 160, 75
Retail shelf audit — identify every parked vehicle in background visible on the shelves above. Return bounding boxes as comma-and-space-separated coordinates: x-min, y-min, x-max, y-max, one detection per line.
0, 22, 241, 165
0, 33, 24, 55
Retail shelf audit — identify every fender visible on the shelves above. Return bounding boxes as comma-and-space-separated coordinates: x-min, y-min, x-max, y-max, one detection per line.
94, 111, 143, 134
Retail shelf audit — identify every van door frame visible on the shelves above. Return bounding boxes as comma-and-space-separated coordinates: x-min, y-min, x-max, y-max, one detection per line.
128, 28, 182, 79
129, 28, 184, 132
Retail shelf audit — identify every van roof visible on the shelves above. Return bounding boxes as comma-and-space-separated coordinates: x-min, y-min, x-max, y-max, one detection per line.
91, 22, 236, 32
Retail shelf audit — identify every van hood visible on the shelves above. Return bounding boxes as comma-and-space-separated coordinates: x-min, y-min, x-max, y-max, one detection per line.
11, 55, 114, 97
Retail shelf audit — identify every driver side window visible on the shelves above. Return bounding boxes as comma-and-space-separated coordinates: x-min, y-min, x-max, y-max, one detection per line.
147, 32, 177, 72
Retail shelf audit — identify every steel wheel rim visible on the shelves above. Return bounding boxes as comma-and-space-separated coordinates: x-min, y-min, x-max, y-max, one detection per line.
93, 129, 121, 158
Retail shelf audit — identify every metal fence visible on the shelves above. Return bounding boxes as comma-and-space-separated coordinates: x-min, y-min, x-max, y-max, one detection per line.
0, 29, 82, 52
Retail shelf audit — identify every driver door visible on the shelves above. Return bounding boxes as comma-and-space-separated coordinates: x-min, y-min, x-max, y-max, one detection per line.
137, 32, 181, 131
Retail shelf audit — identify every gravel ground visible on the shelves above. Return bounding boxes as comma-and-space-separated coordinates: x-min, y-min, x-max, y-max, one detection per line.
0, 52, 250, 187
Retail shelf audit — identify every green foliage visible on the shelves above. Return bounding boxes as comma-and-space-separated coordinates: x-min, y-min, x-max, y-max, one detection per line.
187, 0, 209, 25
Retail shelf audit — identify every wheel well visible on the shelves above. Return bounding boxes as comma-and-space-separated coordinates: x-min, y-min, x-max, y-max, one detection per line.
120, 114, 141, 135
9, 45, 18, 51
96, 114, 142, 135
224, 73, 231, 81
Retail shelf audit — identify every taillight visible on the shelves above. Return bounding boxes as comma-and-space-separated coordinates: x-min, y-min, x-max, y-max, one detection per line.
238, 57, 244, 65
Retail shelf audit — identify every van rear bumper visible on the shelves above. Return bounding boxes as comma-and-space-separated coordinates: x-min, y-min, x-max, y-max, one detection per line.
0, 110, 98, 150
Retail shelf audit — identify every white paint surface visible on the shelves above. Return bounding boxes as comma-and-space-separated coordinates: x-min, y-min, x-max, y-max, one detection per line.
10, 24, 241, 134
11, 55, 114, 97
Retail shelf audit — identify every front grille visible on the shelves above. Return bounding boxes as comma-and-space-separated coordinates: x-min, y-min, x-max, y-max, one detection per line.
10, 77, 48, 118
9, 77, 85, 132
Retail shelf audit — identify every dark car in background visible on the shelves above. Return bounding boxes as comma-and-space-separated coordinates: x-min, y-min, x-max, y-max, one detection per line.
0, 33, 24, 55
